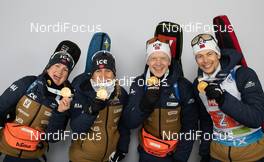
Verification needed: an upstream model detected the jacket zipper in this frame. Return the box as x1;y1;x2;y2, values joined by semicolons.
28;104;42;127
102;105;109;161
18;103;42;158
228;146;232;162
159;107;161;138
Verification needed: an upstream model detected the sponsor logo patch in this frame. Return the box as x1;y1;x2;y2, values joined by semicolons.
23;99;32;109
169;93;175;99
16;117;23;124
96;59;108;65
166;102;178;107
91;126;100;132
188;98;195;104
44;111;52;117
28;93;37;100
74;103;82;109
244;81;255;89
9;84;18;91
16;142;31;148
113;108;122;114
166;118;178;123
41;120;49;125
168;110;178;116
18;108;30;117
130;89;136;95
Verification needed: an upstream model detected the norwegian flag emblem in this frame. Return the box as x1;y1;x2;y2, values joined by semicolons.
61;45;69;52
208;99;218;107
153;43;161;50
61;59;68;64
99;64;105;69
198;39;205;49
199;44;205;48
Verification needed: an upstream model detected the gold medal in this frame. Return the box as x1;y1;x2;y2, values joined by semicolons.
147;76;159;86
47;79;52;86
197;81;208;93
61;87;72;98
96;87;108;100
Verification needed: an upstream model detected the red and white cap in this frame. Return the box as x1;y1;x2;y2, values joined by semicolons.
146;40;171;61
192;38;221;56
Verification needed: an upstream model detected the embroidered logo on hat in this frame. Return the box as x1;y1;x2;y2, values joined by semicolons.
191;34;221;56
45;40;81;73
91;51;116;75
48;52;75;70
96;59;108;65
60;44;70;52
153;42;161;50
198;39;206;48
146;40;171;61
96;59;108;69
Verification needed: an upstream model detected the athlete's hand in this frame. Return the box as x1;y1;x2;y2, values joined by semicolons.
108;150;126;162
140;85;160;113
58;97;72;112
84;98;107;115
205;82;224;105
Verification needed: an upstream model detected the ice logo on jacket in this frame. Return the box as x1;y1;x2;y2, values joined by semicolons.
28;93;37;100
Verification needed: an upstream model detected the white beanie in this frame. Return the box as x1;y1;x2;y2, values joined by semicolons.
146;40;171;61
192;36;221;56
